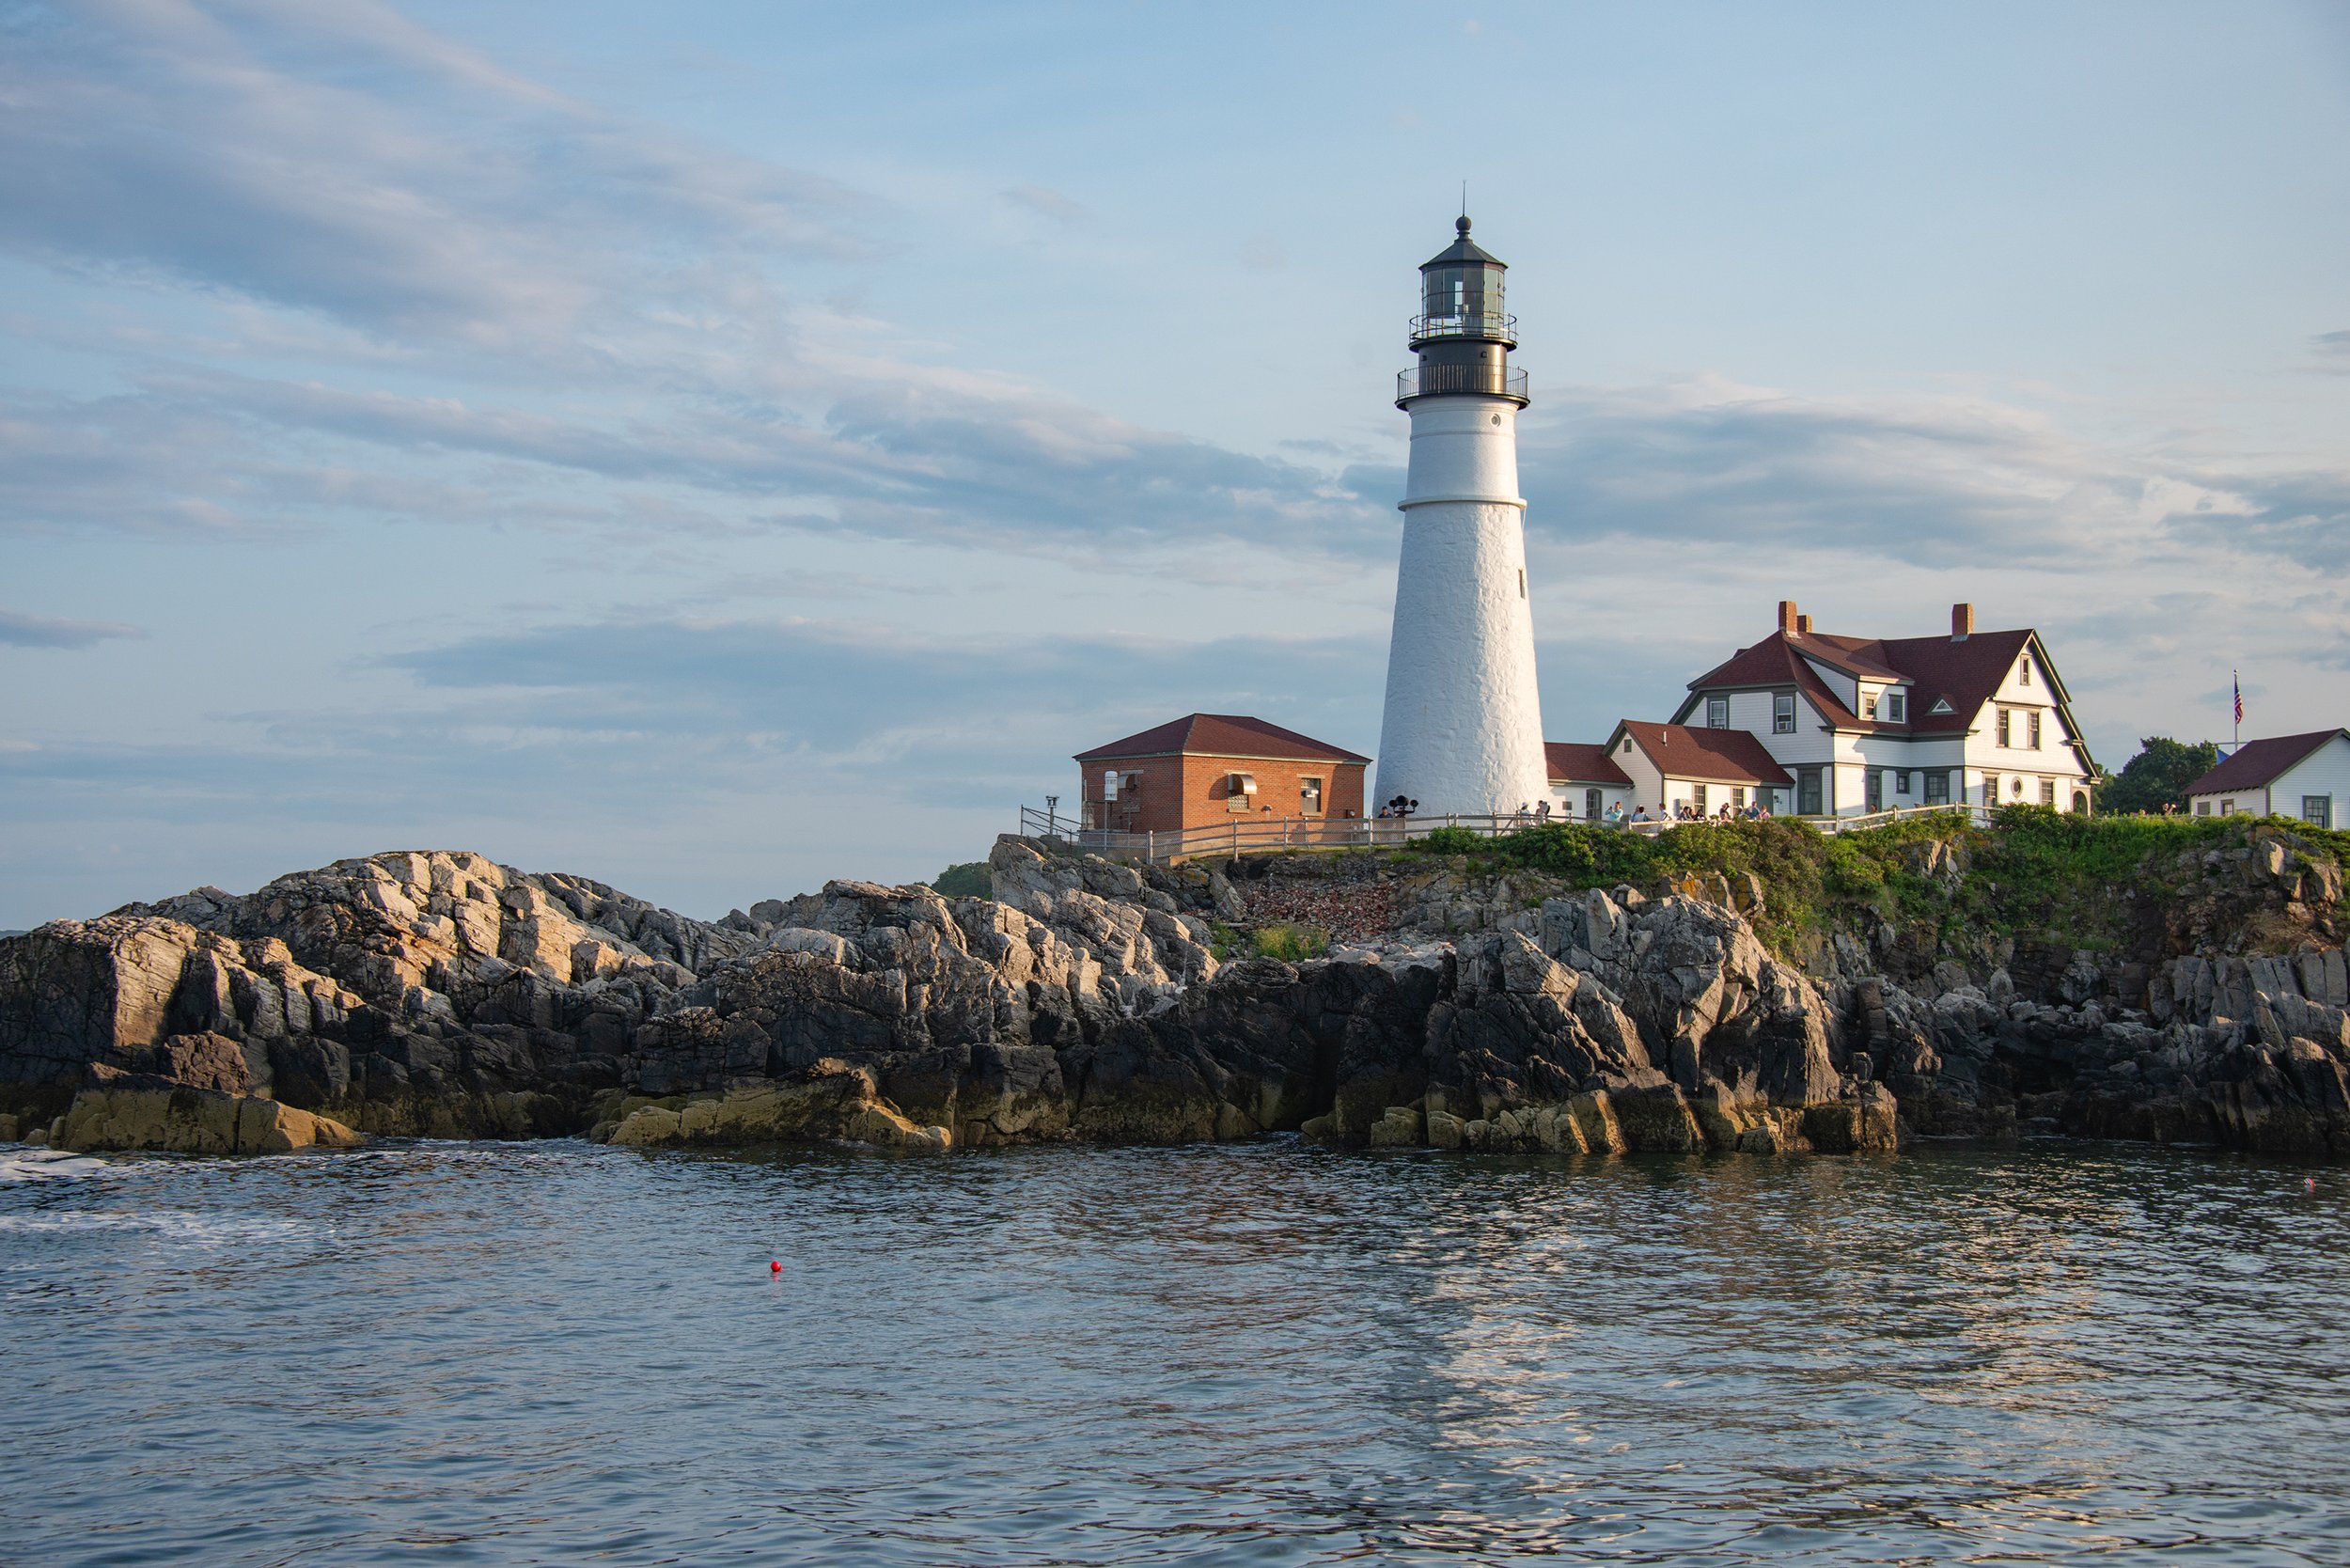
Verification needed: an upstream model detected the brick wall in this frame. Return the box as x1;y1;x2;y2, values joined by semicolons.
1078;755;1365;832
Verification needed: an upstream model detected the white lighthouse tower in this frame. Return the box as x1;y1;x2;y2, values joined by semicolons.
1372;215;1549;818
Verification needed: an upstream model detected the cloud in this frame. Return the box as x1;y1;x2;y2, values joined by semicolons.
2315;330;2350;373
0;607;147;648
0;0;860;352
1000;185;1089;225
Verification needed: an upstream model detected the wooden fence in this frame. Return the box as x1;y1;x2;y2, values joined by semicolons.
1015;802;1993;865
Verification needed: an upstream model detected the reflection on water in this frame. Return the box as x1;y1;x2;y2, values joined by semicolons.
4;1137;2346;1565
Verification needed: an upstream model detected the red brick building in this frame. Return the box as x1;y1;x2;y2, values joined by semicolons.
1075;713;1369;833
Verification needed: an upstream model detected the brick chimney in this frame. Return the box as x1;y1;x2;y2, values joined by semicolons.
1796;614;1812;635
1778;600;1798;636
1951;602;1973;642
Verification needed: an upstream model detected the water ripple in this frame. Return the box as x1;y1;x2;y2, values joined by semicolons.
1;1137;2344;1565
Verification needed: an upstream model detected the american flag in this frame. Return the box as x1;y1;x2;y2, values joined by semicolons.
2233;672;2244;727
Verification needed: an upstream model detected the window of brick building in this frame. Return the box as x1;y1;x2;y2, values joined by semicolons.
1300;776;1323;814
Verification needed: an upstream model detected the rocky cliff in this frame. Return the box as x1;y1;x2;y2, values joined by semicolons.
2;817;2342;1158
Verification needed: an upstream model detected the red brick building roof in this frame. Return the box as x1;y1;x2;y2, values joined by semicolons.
2185;729;2349;795
1613;721;1794;786
1543;741;1633;787
1074;713;1371;765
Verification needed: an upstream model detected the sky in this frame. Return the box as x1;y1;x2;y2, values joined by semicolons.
2;0;2347;928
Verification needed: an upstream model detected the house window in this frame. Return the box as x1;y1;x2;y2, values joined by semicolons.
1797;768;1823;816
1996;709;2013;747
1622;738;1635;755
1300;776;1323;814
1983;773;1999;805
2220;798;2235;815
1731;786;1747;809
2304;796;2332;828
1585;788;1602;820
1706;695;1729;729
1885;692;1905;723
2195;800;2210;816
1924;772;1949;806
2039;779;2056;806
1693;783;1709;813
2013;777;2027;798
1866;769;1883;811
2028;710;2043;748
1894;770;1912;793
2019;655;2032;686
1862;690;1878;721
1773;692;1795;734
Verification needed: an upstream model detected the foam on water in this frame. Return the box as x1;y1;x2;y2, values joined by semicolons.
0;1148;113;1183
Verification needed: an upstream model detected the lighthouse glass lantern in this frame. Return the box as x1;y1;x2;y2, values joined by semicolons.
1402;216;1525;403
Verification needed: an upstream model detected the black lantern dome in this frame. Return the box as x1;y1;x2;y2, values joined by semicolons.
1398;215;1527;407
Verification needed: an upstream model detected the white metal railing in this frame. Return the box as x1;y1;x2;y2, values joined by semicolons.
1810;804;1992;836
1015;803;1990;865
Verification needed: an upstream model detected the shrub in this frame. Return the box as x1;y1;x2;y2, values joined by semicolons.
1409;825;1486;857
928;861;992;899
1250;923;1331;962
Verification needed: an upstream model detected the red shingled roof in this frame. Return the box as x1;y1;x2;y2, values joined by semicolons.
1074;713;1370;764
1544;742;1633;787
2184;730;2348;795
1614;721;1793;786
1685;626;2041;736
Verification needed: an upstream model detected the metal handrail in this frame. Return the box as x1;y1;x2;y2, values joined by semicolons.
1396;364;1528;403
1409;312;1517;342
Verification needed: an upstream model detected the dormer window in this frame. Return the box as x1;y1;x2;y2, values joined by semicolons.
1929;697;1954;715
1885;691;1905;723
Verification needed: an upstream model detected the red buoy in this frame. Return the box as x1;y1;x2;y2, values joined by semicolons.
770;1260;783;1273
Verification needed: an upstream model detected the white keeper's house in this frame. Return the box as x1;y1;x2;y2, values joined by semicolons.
2184;729;2350;826
1618;599;2098;818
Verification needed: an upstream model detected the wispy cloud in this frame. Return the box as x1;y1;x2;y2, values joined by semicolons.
0;607;147;649
1000;185;1089;225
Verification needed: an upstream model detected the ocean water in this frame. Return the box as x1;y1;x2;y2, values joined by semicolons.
3;1137;2346;1566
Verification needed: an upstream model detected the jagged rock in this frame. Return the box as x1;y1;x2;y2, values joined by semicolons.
55;1069;363;1154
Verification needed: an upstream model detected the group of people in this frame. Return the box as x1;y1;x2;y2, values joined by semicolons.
1604;798;1773;827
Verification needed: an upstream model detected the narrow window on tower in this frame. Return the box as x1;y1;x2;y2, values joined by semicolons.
1518;568;1526;599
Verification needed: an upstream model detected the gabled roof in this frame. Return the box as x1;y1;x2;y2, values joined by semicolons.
1611;721;1793;787
2184;729;2349;795
1074;713;1370;765
1544;742;1633;787
1685;626;2046;737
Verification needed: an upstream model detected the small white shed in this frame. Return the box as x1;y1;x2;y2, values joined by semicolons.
2185;729;2350;827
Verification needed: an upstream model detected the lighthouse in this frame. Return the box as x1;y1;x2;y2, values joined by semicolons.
1371;215;1550;819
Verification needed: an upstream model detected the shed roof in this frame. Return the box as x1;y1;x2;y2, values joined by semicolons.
1544;742;1633;787
1613;721;1794;787
1074;713;1370;765
2184;729;2349;795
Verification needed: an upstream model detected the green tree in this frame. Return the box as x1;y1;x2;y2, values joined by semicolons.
928;861;993;898
2095;737;2220;815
